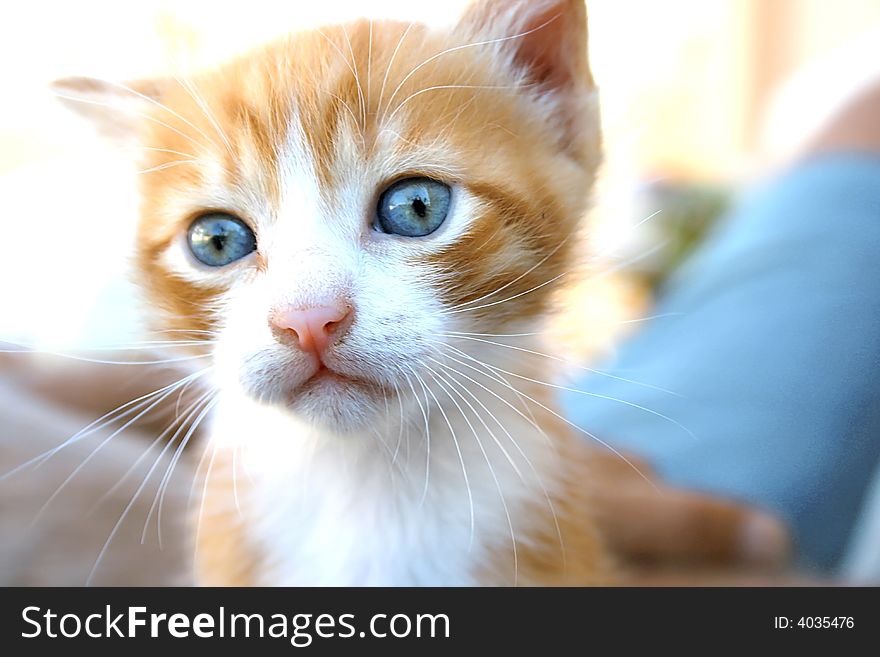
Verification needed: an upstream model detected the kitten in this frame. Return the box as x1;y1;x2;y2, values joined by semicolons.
56;0;610;585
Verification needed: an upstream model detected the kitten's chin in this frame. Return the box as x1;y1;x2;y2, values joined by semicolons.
291;377;386;433
251;367;388;434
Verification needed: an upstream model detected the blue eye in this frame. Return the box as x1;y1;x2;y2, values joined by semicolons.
187;213;257;267
375;177;451;237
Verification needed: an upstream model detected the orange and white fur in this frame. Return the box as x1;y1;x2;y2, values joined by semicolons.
57;0;611;585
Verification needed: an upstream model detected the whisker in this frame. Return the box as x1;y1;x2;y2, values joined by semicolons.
231;443;243;519
137;160;200;175
367;20;373;113
61;341;212;352
424;361;522;479
472;356;696;441
315;28;366;132
167;63;236;156
152;328;216;334
428;343;553;448
0;343;211;366
439;333;680;396
618;312;682;325
135;146;199;159
381;11;562;124
193;435;222;571
392;377;406;468
52;90;210;153
149;391;217;547
429;341;659;489
592;209;663;260
30;371;209;527
321;89;366;147
442;238;569;313
85;396;218;585
340;22;367;129
89;385;211;516
87;78;222;153
446;330;542;338
385;83;532;126
0;369;207;480
444;272;566;316
399;365;432;506
376;21;416;120
415;366;475;551
435;358;565;569
590;239;668;281
422;364;518;584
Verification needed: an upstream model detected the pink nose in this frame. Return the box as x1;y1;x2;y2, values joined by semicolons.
270;303;352;357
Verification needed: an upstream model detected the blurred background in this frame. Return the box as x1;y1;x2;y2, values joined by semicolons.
1;0;879;584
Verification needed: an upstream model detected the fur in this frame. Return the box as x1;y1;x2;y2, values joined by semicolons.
57;0;611;585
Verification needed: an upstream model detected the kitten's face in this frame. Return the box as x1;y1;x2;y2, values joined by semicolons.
62;0;598;432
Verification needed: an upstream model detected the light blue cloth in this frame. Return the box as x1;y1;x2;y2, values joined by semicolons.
562;155;880;572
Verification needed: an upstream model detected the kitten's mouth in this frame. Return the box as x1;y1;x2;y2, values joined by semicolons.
294;362;375;396
251;355;393;419
267;359;392;430
309;364;359;387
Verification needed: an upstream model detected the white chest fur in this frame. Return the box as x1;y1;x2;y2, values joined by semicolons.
206;380;557;586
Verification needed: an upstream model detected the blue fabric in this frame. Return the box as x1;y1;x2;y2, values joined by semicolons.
562;155;880;572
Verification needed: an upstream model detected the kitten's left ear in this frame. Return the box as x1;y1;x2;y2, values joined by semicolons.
51;76;168;143
458;0;597;158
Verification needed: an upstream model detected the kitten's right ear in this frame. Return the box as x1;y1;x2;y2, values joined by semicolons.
51;76;166;143
457;0;597;161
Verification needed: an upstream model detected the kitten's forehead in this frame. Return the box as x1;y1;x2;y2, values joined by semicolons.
143;19;535;253
145;19;530;195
